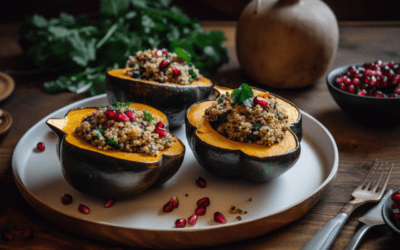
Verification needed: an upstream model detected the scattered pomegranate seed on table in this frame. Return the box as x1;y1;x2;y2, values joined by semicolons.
196;176;207;188
195;206;207;216
61;194;72;205
175;219;186;228
163;202;174;212
391;191;400;229
214;212;227;224
196;197;210;207
335;60;400;98
169;196;179;208
36;142;45;152
78;204;90;214
1;229;12;242
21;227;33;241
104;199;115;208
188;214;198;226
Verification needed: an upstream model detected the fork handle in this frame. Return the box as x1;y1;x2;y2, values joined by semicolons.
343;224;372;250
301;213;348;250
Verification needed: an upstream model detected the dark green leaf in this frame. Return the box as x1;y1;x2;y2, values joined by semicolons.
175;48;191;62
252;123;260;131
218;97;224;103
143;111;153;122
105;138;119;147
248;134;258;141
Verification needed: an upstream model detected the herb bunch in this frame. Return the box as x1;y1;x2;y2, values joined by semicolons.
18;0;229;96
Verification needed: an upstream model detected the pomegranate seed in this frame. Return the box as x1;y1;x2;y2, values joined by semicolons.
61;194;72;205
93;109;98;114
392;75;400;85
393;201;400;209
375;60;383;66
360;83;369;90
196;176;206;188
172;67;181;77
214;212;227;224
352;72;363;79
37;142;45;152
195;206;207;216
387;61;395;69
196;197;210;207
162;48;168;54
188;214;198;226
338;82;346;91
159;59;171;70
170;196;179;208
357;90;367;96
392;193;400;206
116;112;129;122
104;199;114;208
156;122;164;129
369;76;377;87
124;111;136;121
347;66;356;74
78;204;90;214
175;219;186;228
21;227;33;241
336;77;344;84
1;229;12;242
395;86;400;95
374;91;384;98
351;78;360;86
347;84;355;93
253;96;268;108
163;202;174;212
365;69;374;77
155;50;163;57
154;127;167;138
388;94;399;98
343;77;351;85
363;62;371;69
379;76;389;88
106;109;117;120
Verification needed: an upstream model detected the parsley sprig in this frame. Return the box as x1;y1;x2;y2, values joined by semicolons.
143;110;153;122
111;102;132;111
231;83;254;108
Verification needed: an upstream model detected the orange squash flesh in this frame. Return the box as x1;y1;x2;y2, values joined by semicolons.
108;68;212;87
47;103;184;163
187;87;299;158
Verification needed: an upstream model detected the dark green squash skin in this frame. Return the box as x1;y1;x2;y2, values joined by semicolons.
106;72;213;128
185;93;302;182
46;107;185;199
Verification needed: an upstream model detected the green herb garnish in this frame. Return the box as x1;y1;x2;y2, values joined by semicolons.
231;83;254;108
165;139;170;143
105;138;118;147
252;123;260;131
248;134;258;141
17;0;228;96
143;127;147;131
218;97;224;103
143;111;153;122
221;113;227;119
273;104;276;109
99;106;103;109
175;48;191;62
131;70;141;78
188;68;197;80
226;91;229;97
112;102;122;110
92;127;104;140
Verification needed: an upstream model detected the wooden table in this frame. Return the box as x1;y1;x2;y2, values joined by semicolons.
0;20;399;250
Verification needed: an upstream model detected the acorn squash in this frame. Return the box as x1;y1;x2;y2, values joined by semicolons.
185;86;301;182
106;68;213;128
46;103;185;198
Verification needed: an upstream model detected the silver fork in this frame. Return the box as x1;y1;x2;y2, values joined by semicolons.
302;160;393;250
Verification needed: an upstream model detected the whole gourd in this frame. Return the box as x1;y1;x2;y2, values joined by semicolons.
236;0;339;88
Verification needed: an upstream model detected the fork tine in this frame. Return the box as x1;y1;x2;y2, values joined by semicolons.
360;159;377;188
375;163;394;198
371;162;387;192
365;161;382;190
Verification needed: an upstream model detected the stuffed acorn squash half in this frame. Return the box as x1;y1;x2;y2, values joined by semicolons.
46;102;185;198
185;85;302;182
106;49;213;128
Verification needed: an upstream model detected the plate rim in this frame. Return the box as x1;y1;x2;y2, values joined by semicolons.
11;94;339;247
0;72;15;102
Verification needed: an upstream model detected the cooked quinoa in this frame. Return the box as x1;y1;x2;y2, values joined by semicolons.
205;93;289;146
75;103;176;156
125;49;202;85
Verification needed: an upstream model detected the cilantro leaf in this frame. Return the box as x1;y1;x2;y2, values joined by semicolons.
143;111;153;122
230;83;254;107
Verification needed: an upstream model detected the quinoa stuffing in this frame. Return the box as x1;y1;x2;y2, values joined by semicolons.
205;83;289;146
75;102;176;156
125;49;202;85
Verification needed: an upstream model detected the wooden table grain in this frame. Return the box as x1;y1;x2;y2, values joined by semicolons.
0;20;399;250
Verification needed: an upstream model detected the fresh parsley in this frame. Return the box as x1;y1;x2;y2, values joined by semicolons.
218;97;224;103
248;134;258;141
165;139;170;143
143;111;153;122
17;0;229;96
231;83;254;108
226;91;229;97
188;68;197;79
175;48;191;62
252;123;260;131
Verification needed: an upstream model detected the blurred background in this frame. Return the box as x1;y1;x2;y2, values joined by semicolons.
1;0;400;21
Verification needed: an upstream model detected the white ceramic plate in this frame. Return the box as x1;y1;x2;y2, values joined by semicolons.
12;94;338;249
